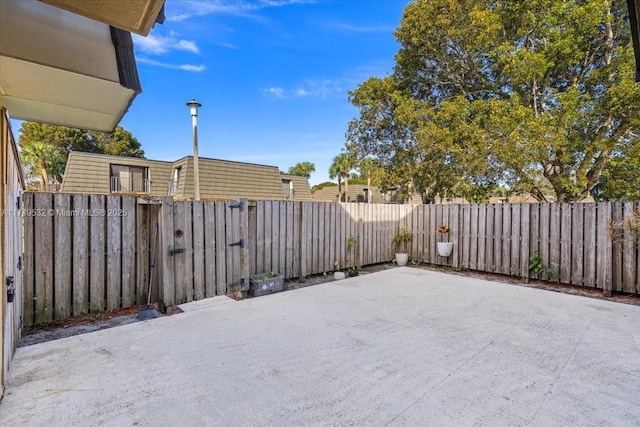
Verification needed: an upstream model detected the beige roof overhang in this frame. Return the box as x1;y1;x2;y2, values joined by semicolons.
40;0;165;36
0;1;143;132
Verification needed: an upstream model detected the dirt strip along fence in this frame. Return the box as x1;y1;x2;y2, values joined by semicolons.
22;193;639;327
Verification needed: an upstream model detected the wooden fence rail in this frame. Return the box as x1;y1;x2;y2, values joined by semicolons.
22;193;640;327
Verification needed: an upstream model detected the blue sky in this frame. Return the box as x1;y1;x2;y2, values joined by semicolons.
118;0;410;185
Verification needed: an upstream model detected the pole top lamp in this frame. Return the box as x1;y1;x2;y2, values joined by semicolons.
186;98;201;116
186;98;202;200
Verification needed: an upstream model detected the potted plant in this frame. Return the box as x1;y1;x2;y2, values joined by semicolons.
393;226;412;266
437;224;454;257
249;271;284;296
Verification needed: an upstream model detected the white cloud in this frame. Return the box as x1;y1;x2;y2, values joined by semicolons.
177;40;199;53
180;64;207;72
294;78;346;99
133;32;200;55
328;21;395;33
263;78;347;100
263;87;285;99
263;60;394;101
137;58;206;72
167;0;316;22
215;41;240;49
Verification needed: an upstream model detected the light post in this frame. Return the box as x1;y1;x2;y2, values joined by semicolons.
186;98;202;200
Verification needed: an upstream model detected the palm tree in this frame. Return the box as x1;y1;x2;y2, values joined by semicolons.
287;161;316;178
329;153;353;202
20;142;64;191
358;157;380;203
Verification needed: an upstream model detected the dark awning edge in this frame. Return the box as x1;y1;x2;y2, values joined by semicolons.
109;26;141;131
155;4;166;25
110;27;142;93
628;0;640;81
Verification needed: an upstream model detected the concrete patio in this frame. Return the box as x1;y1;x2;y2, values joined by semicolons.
1;268;639;426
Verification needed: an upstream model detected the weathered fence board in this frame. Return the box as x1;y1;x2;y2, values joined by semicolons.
121;197;136;308
204;202;217;298
192;201;205;301
22;195;35;328
53;194;72;320
72;194;89;315
622;203;637;294
214;201;227;296
106;196;121;311
520;204;531;279
34;192;53;324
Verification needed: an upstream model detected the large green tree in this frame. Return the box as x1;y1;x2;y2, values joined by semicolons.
18;122;145;183
90;126;145;158
347;0;640;203
19;141;65;191
287;161;316;178
592;136;640;200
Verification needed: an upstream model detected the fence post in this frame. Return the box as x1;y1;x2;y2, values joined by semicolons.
597;202;613;297
240;199;250;294
520;203;531;281
159;196;174;311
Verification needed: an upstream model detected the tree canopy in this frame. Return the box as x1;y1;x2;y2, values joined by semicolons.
19;142;64;191
592;136;640;200
18;122;145;190
287;161;316;178
311;181;337;193
347;0;640;203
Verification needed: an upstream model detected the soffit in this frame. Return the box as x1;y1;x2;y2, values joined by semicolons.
40;0;165;36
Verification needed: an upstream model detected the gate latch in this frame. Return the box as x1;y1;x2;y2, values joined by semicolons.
169;248;184;256
229;239;244;248
229;200;244;211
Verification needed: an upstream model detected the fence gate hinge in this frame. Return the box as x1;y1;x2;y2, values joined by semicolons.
228;278;245;289
229;200;244;211
229;239;244;248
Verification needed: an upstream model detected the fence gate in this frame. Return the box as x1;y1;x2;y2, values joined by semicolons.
159;197;249;308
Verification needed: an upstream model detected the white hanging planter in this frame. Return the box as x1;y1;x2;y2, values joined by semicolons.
395;253;409;266
437;242;454;257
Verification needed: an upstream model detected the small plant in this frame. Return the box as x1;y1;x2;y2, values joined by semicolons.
608;208;640;245
346;235;357;250
528;252;552;279
393;226;412;253
254;271;278;280
334;260;340;271
345;235;358;272
437;224;449;242
347;266;359;277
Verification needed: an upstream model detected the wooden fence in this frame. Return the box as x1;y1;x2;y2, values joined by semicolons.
22;193;640;327
2;109;25;395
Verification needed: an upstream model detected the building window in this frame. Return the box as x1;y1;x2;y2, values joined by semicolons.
168;167;181;195
282;179;294;199
110;164;149;193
